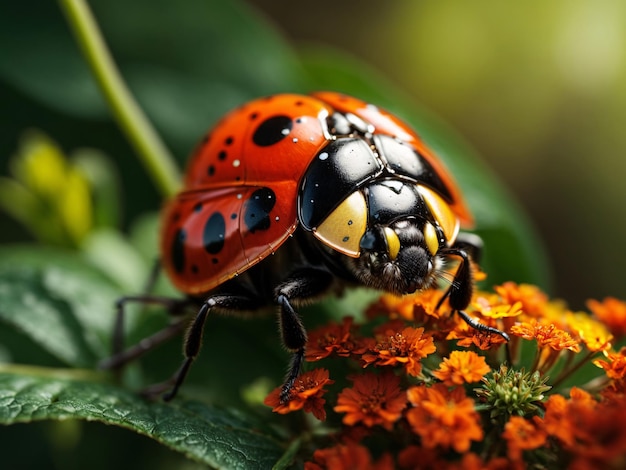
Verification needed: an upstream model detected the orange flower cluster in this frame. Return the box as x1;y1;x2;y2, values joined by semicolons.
334;372;407;430
263;282;626;469
264;368;334;420
361;325;436;376
406;384;483;453
305;443;393;470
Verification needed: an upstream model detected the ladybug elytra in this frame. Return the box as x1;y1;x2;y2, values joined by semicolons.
105;92;508;402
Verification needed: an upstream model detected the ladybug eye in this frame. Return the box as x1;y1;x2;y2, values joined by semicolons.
423;222;440;256
359;227;400;260
313;191;367;258
383;227;400;260
417;185;460;245
252;115;293;147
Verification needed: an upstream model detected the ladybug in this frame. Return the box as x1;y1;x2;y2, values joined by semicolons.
105;92;508;402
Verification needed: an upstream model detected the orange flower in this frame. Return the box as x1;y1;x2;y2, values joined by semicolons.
602;377;626;400
494;282;549;317
361;325;436;376
398;447;510;470
451;327;509;351
542;394;572;445
594;347;626;380
334;372;407;430
406;384;483;453
264;368;334;421
305;443;394;470
472;295;523;320
433;350;491;385
397;446;442;469
587;297;626;339
510;320;581;352
410;289;448;320
367;289;450;329
305;317;365;361
543;387;626;466
502;416;547;461
472;262;488;282
448;453;512;470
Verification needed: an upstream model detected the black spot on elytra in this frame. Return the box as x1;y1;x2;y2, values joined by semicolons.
203;212;226;254
191;264;198;274
171;229;186;273
218;150;227;161
230;213;237;220
193;202;202;212
243;188;276;233
252;115;292;147
249;112;259;121
225;136;234;145
208;165;215;176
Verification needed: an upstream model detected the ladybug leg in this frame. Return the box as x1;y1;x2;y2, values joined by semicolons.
439;246;510;341
452;232;483;263
155;293;263;402
274;268;334;403
99;295;190;370
104;259;181;363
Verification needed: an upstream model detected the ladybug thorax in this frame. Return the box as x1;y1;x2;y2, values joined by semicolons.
297;111;460;295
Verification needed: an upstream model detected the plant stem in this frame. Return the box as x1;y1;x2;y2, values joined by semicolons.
58;0;181;198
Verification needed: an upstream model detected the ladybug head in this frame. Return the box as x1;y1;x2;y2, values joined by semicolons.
344;218;445;295
305;180;461;295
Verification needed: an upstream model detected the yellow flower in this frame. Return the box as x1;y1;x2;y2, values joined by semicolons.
565;311;613;352
0;132;93;246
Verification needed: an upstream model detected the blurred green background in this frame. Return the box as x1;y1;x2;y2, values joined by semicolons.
251;0;626;309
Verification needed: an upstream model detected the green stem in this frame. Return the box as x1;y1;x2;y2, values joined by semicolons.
58;0;181;198
551;350;596;390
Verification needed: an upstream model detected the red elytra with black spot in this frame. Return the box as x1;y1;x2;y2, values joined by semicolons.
161;92;472;295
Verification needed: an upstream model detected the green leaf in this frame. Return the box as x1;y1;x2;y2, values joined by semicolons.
0;3;108;118
0;267;96;367
300;46;551;288
0;369;285;469
0;247;121;366
81;228;151;293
